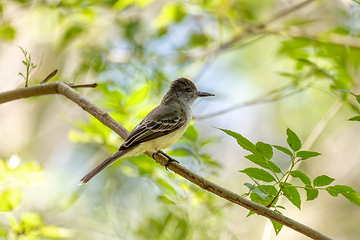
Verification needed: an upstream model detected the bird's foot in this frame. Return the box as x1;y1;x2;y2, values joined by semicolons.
164;157;179;170
154;150;179;170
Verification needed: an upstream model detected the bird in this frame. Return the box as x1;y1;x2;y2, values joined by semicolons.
78;77;214;185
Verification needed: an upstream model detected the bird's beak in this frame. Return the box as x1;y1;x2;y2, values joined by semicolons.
196;91;215;97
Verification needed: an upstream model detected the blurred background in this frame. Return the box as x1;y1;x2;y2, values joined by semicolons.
1;0;360;239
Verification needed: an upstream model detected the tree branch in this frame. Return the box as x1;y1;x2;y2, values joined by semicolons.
0;81;332;240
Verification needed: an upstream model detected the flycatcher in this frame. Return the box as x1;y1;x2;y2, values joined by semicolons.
78;77;214;185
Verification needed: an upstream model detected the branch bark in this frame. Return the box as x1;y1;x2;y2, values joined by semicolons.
0;81;333;240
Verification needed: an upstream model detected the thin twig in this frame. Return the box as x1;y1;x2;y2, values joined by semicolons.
69;83;98;89
0;81;332;240
210;0;315;54
40;69;58;84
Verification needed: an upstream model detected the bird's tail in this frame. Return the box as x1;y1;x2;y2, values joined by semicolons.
78;150;126;185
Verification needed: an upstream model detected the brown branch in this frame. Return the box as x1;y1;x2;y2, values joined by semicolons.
0;81;332;240
0;81;129;139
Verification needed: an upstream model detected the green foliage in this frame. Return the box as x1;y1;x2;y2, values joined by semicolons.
18;47;37;87
0;24;16;41
0;158;69;239
5;0;360;238
220;127;360;235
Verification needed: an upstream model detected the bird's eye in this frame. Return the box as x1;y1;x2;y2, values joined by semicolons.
185;88;191;92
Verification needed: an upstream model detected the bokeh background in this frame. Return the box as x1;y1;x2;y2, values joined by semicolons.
1;0;360;239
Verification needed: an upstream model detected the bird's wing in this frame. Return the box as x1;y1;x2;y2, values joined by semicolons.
121;106;187;149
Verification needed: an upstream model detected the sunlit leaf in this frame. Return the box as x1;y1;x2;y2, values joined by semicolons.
0;189;23;212
313;175;335;187
296;150;321;159
272;145;293;157
40;225;72;238
125;84;150;106
219;128;261;157
290;170;311;186
271;211;283;235
245;154;281;173
240;168;276;182
153;3;186;29
348;116;360;122
326;185;360;206
0;24;16;40
286;128;301;152
21;212;42;227
305;186;319;201
282;183;301;209
256;141;273;160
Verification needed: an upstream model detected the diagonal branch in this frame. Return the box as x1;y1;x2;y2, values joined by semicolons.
0;81;332;240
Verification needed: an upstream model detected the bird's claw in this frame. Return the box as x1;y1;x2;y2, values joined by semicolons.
165;157;179;170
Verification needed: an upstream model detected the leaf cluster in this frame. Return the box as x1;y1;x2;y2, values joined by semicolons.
18;46;37;87
220;127;360;235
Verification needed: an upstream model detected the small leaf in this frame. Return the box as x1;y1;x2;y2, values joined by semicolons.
282;183;301;209
290;170;311;186
244;183;268;200
247;211;256;217
245;154;281;173
273;145;293;157
22;60;28;66
125;84;150;106
0;189;23;212
296;150;321;159
286;128;301;152
326;185;360;206
305;186;319;201
256;142;273;160
267;161;282;174
271;212;283;235
348;116;360;122
313;175;335;187
240;168;276;182
219;128;261;156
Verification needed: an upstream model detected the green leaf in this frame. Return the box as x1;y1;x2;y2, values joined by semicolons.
326;185;360;206
247;211;256;217
0;24;16;41
218;128;260;157
290;170;311;186
286;128;301;152
296;150;321;159
267;161;282;174
256;142;273;160
348;116;360;122
282;183;301;209
272;145;293;157
153;3;186;29
271;212;283;235
0;189;23;212
125;84;150;106
245;154;282;173
305;186;319;201
313;175;335;187
244;183;268;200
240;168;276;182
